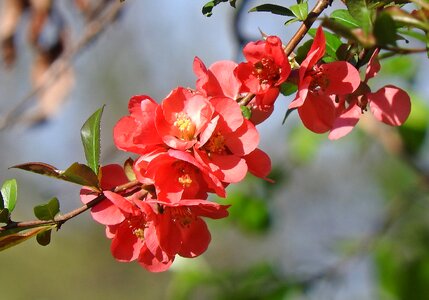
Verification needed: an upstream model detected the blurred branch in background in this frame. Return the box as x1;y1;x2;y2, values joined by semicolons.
0;0;124;131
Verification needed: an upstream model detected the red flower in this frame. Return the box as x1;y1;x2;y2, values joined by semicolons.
236;36;290;95
194;97;267;183
113;95;164;155
135;149;226;202
329;49;411;139
193;57;242;100
235;36;291;123
150;199;229;258
289;26;361;133
155;87;214;151
105;193;175;272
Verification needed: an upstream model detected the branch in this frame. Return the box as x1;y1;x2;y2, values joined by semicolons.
0;180;142;232
0;1;125;131
283;0;332;57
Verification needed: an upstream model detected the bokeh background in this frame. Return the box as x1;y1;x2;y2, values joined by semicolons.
1;1;429;299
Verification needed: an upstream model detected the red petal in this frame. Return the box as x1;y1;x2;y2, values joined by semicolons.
329;104;361;140
209;154;248;183
178;217;211;258
365;49;380;82
111;222;144;262
210;97;244;131
244;148;272;180
369;85;411;126
138;245;174;272
225;119;259;155
157;214;182;256
100;164;129;190
320;61;361;95
103;191;135;214
298;93;336;133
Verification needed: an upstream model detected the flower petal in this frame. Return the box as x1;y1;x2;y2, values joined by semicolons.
244;148;272;180
320;61;361;95
329;104;361;140
178;217;211;258
298;94;336;133
369;85;411;126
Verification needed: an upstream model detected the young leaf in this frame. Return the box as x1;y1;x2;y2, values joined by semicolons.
0;226;54;251
34;197;60;221
1;179;17;213
12;162;99;188
290;2;308;20
12;162;61;178
36;229;52;246
330;9;360;28
249;4;294;16
124;158;136;181
61;162;99;187
81;106;104;175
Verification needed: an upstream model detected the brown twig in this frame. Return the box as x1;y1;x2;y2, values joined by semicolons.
0;1;124;131
283;0;332;57
0;180;142;232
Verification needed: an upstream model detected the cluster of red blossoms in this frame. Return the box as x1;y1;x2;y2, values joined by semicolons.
80;26;411;272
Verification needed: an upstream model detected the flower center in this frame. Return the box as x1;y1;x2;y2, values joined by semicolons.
252;57;280;85
169;207;194;227
127;217;146;240
204;132;226;154
178;174;193;187
173;112;196;140
308;69;330;94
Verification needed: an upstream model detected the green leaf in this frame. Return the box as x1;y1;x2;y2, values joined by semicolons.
249;4;294;16
308;29;342;60
81;106;104;175
322;17;375;47
295;39;313;64
36;229;52;246
290;2;308;21
0;209;9;223
202;0;229;17
374;12;397;46
0;226;54;251
1;179;17;213
284;17;299;27
330;9;360;28
345;0;373;34
61;162;99;187
240;105;252;120
280;82;298;97
34;198;60;221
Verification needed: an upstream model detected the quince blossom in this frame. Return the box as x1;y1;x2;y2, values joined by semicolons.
289;26;361;133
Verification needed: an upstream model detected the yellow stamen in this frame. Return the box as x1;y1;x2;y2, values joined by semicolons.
173;112;196;140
